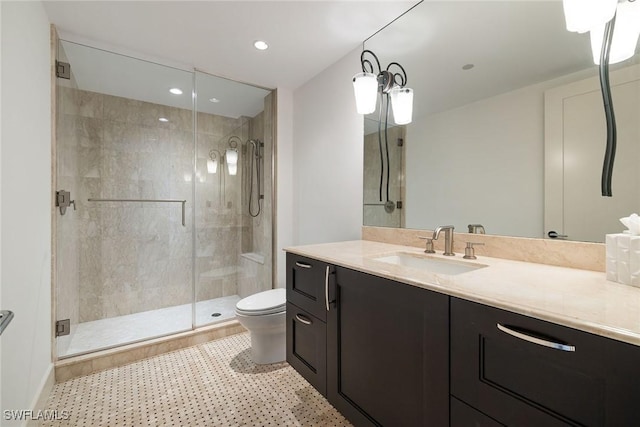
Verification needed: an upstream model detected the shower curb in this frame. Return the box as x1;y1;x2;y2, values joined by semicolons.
54;320;246;383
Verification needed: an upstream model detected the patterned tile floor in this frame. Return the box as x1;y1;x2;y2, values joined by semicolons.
43;333;352;426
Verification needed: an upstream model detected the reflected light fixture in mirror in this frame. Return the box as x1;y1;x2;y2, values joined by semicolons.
590;0;640;65
207;149;221;174
562;0;617;33
225;135;241;176
226;149;238;175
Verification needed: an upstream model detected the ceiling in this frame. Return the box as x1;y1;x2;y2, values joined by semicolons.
44;1;419;91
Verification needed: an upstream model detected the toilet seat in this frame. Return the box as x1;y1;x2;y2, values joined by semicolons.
236;288;286;316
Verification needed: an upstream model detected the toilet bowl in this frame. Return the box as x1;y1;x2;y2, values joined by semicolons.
235;288;286;364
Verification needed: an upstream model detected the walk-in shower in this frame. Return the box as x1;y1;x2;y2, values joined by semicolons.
54;39;275;358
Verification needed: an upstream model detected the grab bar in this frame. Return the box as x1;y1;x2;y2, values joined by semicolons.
0;310;14;336
88;198;187;226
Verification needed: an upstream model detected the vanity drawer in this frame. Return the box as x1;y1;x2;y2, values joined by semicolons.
286;302;326;396
286;253;330;321
450;297;640;427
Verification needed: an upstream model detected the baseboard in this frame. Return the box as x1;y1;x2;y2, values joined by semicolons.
24;363;55;427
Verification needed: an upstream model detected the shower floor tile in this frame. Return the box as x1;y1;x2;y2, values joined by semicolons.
58;295;241;358
43;333;351;426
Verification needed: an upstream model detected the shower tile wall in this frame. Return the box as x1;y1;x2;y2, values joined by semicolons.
363;125;405;228
237;92;274;298
194;112;247;304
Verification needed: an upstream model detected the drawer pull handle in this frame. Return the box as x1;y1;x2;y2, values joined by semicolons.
295;314;312;325
497;323;576;352
325;265;330;311
295;261;312;269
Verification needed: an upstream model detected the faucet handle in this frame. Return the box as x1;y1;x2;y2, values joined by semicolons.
463;242;484;260
417;236;436;254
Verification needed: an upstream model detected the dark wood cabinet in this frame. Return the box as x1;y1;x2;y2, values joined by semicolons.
450;397;504;427
286;303;327;396
285;253;330;396
450;297;640;427
327;266;449;427
285;251;640;427
286;253;329;321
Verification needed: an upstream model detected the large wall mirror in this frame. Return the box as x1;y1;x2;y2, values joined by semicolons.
362;1;640;243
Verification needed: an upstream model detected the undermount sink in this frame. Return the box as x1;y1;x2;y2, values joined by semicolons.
373;252;487;276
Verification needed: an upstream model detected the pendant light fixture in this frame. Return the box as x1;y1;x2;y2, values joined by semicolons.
562;0;640;196
353;49;412;207
352;49;413;125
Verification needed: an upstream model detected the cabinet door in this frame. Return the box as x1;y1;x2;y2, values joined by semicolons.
327;266;449;426
286;303;327;396
286;253;329;321
451;297;640;427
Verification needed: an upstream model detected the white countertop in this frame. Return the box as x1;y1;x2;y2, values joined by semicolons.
285;240;640;347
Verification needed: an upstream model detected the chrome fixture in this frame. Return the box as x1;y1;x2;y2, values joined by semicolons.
353;49;413;206
418;236;436;254
247;139;264;217
468;224;486;234
433;225;455;256
463;242;484;260
56;190;76;215
562;0;640;196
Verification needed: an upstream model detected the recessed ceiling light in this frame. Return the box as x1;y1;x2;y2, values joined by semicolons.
254;40;269;51
209;98;220;103
159;117;169;122
169;88;183;95
462;64;475;71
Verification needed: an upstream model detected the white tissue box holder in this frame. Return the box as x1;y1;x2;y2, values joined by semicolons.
606;233;640;287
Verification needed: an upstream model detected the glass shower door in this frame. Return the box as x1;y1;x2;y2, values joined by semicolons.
54;40;195;358
193;71;274;327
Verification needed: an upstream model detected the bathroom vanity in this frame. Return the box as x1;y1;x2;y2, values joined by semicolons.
285;241;640;427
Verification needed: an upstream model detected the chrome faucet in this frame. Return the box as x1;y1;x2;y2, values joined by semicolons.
433;225;455;256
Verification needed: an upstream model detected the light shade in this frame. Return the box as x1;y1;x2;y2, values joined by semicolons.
390;87;413;125
590;0;640;65
352;72;378;114
563;0;617;33
207;158;218;174
226;148;238;176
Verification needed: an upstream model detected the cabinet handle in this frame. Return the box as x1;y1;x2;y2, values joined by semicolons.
325;265;330;311
497;323;576;352
295;261;312;269
295;314;312;325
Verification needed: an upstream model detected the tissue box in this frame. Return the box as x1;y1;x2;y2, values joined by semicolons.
606;233;640;287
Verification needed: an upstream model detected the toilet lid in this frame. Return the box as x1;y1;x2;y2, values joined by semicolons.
236;288;286;315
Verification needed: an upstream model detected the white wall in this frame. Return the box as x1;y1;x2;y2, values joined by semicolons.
1;2;53;425
404;67;598;238
292;48;363;245
275;88;294;287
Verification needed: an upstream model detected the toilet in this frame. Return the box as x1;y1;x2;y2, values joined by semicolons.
235;288;286;364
